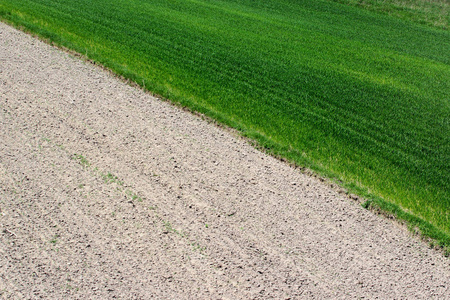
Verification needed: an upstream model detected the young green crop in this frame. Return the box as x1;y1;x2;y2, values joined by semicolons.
1;0;448;243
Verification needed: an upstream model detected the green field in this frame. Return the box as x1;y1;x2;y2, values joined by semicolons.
1;0;449;246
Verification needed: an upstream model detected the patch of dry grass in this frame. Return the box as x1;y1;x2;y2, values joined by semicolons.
331;0;449;29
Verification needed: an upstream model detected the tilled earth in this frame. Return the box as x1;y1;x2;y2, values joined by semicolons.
0;22;449;299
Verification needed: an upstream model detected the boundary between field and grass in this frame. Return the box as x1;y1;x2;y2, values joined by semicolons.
1;2;449;256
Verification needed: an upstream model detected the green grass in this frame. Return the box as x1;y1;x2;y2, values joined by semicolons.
1;0;449;246
331;0;449;30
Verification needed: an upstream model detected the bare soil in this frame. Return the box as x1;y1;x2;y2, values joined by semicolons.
1;22;449;299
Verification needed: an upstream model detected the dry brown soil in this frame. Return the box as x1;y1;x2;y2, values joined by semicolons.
1;22;449;299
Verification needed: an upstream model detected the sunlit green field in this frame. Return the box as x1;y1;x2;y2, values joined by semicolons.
1;0;449;245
